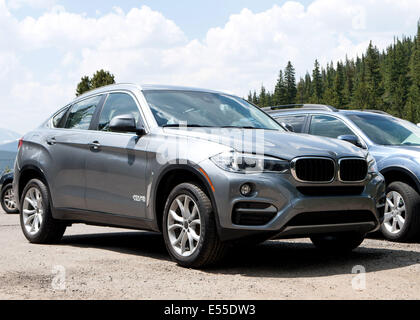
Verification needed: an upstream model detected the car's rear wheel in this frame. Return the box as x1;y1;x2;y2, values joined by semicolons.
310;232;365;253
162;183;228;268
380;181;420;242
1;183;19;214
20;179;66;244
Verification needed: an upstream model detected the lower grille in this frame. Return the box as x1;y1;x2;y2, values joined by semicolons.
286;210;376;227
297;186;365;196
339;158;368;182
232;202;277;226
292;158;335;182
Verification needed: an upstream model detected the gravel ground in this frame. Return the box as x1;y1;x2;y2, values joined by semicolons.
0;209;419;300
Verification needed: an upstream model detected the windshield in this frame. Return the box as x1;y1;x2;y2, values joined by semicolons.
143;90;284;130
347;113;420;146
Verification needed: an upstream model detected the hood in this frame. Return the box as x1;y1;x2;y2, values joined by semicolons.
371;144;420;163
162;128;367;161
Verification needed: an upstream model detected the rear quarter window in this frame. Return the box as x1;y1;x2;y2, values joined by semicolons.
51;107;69;128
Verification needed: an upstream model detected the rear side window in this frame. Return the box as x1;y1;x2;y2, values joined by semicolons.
309;115;354;138
98;93;141;132
65;95;102;130
275;115;307;133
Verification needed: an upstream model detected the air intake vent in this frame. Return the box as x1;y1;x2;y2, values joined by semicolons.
339;158;368;182
286;210;375;227
297;186;365;196
292;158;335;182
232;202;277;226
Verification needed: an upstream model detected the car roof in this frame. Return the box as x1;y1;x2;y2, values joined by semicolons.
74;83;230;103
269;108;394;118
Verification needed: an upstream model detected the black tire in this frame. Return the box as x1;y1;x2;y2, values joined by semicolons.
310;232;365;253
380;181;420;242
162;183;228;268
1;183;19;214
20;179;66;244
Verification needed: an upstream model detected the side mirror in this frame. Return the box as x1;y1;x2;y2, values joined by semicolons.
109;114;145;136
338;135;364;148
281;122;295;132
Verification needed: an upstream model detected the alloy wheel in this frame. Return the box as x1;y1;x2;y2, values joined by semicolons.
383;191;406;234
22;187;44;235
167;194;202;257
3;187;17;211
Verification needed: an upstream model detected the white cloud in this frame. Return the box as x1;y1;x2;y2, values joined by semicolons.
0;0;420;134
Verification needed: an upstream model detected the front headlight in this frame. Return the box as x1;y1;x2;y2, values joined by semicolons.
210;151;289;174
367;153;378;173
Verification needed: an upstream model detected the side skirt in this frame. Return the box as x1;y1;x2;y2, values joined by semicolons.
52;207;159;232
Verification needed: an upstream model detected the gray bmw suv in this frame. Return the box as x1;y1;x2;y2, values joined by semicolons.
14;84;385;267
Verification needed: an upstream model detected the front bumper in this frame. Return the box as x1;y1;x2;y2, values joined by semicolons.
199;159;386;241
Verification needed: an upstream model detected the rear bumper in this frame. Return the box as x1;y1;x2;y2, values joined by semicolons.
199;159;386;241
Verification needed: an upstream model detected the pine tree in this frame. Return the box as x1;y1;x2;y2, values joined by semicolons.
273;70;287;105
259;85;268;107
76;76;91;96
364;42;383;109
311;60;323;103
90;69;116;90
406;23;420;123
75;70;116;96
296;78;305;104
247;91;253;102
284;61;297;104
332;61;345;107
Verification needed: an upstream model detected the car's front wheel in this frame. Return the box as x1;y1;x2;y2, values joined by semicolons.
20;179;66;244
310;232;365;253
162;183;227;268
1;183;19;214
380;181;420;242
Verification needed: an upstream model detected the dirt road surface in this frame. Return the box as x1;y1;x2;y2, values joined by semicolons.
1;209;419;300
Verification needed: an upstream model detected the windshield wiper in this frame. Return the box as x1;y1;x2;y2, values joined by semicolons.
162;124;214;128
220;126;278;130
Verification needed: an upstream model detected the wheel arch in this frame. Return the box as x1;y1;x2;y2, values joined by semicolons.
381;166;420;193
153;165;221;235
17;165;49;204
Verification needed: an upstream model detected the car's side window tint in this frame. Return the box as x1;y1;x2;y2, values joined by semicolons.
275;115;306;133
309;115;354;138
52;108;68;128
98;93;141;132
65;95;102;130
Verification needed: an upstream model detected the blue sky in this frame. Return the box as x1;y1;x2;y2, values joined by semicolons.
1;0;419;134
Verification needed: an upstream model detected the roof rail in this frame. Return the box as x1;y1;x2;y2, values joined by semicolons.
263;104;338;113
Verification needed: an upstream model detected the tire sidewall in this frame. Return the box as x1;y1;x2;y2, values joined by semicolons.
380;182;416;241
162;183;211;266
1;183;18;214
19;179;51;242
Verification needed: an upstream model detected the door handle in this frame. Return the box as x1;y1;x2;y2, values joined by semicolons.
89;141;101;151
46;137;56;145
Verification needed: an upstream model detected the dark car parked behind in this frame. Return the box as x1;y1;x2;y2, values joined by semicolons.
1;171;18;214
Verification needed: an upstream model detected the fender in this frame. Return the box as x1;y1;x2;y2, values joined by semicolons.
151;163;223;237
381;166;420;192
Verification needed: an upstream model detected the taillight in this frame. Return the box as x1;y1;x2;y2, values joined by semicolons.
18;138;23;149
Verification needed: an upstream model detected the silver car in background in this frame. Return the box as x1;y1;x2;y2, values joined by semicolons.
14;84;385;268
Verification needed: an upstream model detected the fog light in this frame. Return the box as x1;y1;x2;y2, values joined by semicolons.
240;183;252;196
